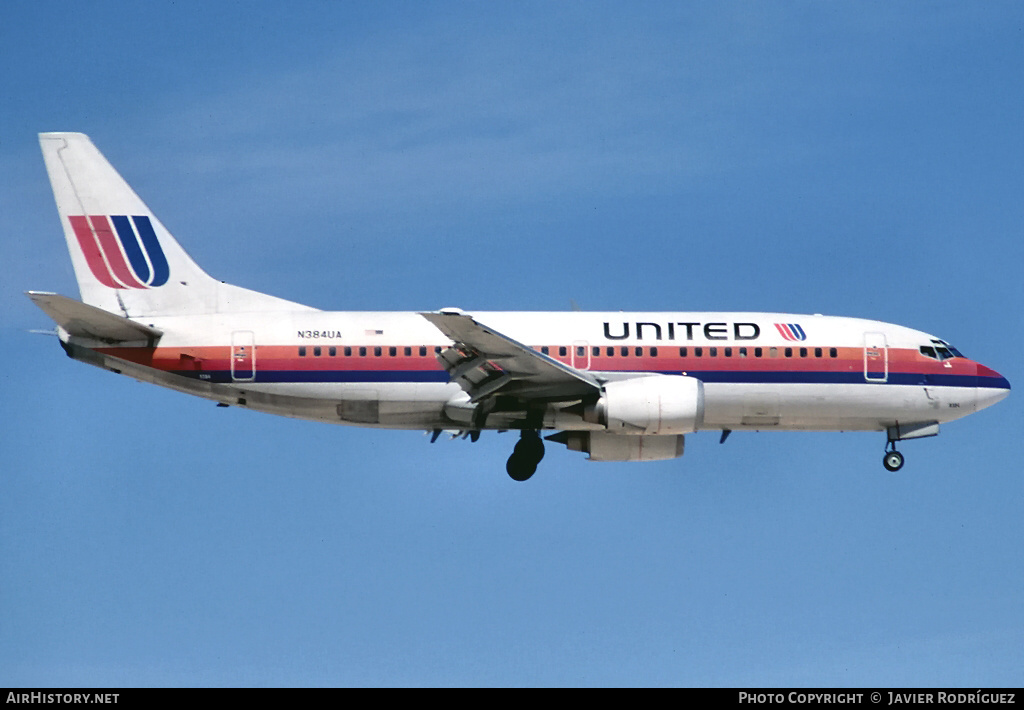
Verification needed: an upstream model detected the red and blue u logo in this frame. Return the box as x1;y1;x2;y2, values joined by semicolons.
68;215;169;289
775;323;807;341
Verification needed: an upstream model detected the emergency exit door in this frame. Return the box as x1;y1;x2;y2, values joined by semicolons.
571;340;591;370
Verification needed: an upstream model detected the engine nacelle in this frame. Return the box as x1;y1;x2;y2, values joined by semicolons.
584;375;705;435
558;431;685;462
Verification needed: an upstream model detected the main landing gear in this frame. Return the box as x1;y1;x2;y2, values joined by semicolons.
506;430;545;482
883;440;905;472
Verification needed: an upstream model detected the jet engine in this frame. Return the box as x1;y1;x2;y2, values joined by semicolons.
583;374;705;435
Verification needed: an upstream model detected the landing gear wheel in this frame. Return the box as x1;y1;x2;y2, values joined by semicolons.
506;430;545;481
506;454;537;482
883;450;904;472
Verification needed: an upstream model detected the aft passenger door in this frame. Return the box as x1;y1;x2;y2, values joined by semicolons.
863;332;888;383
231;330;255;382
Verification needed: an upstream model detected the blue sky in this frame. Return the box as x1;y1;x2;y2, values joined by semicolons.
2;1;1022;687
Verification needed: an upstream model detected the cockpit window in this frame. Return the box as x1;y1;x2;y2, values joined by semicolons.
921;339;964;361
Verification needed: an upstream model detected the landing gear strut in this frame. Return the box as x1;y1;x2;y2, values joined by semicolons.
506;430;545;481
883;440;904;472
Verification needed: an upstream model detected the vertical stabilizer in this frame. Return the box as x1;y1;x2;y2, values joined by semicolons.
39;132;313;316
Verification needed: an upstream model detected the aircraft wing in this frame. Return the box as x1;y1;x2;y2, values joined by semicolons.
420;311;601;402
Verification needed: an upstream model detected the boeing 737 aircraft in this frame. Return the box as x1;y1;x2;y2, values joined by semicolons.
29;133;1010;480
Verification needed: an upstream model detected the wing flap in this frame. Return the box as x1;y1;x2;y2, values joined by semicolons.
27;291;163;343
420;311;600;402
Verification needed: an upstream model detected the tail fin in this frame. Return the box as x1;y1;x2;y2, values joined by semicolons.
39;132;313;316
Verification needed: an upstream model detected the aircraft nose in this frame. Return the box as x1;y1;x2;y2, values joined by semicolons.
976;363;1011;411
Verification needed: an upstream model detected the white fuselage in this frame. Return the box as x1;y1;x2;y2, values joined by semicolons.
69;310;1008;435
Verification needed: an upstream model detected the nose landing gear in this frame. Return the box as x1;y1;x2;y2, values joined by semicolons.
506;430;545;481
881;422;939;472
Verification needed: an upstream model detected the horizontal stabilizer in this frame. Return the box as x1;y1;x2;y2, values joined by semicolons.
26;291;163;343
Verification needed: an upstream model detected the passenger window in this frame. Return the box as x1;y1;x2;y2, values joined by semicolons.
374;347;382;356
799;347;807;358
814;347;822;358
559;346;567;356
577;346;585;356
592;346;600;356
419;346;427;356
344;346;352;356
606;347;614;356
404;347;412;356
679;347;687;357
829;348;837;358
769;347;778;358
329;347;336;357
635;347;643;356
299;346;307;357
738;347;747;358
389;346;397;356
542;346;549;355
359;347;367;356
785;347;792;358
314;346;322;357
755;347;762;357
651;347;658;357
724;347;732;357
621;347;629;356
694;347;703;357
709;347;717;357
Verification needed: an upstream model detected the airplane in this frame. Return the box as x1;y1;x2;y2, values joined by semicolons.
28;132;1010;481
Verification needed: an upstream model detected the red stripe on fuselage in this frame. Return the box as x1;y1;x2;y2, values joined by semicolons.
91;345;978;381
